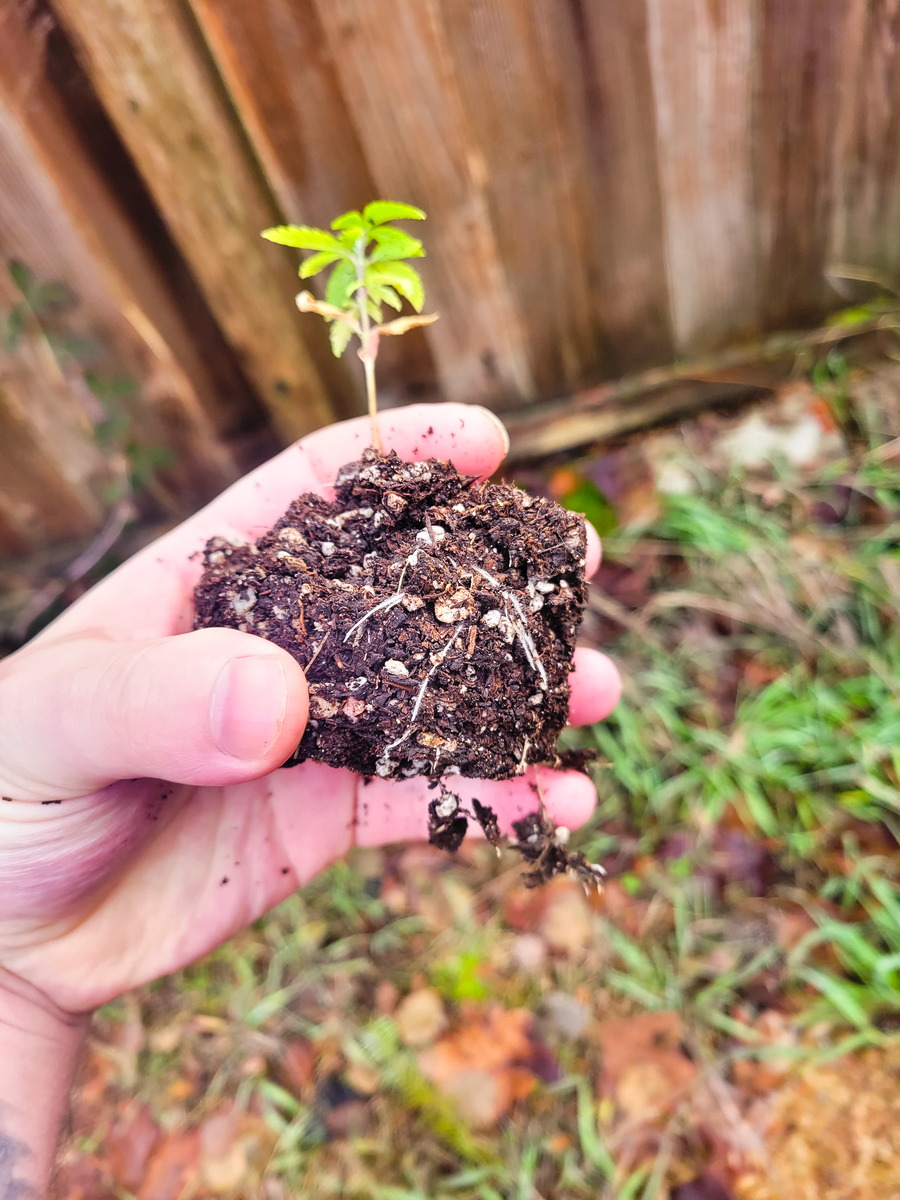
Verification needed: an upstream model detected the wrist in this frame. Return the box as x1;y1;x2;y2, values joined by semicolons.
0;967;89;1197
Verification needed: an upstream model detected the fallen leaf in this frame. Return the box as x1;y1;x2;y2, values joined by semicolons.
418;1007;539;1129
597;1012;696;1120
538;878;594;956
137;1130;201;1200
107;1104;160;1193
395;987;448;1047
279;1038;316;1093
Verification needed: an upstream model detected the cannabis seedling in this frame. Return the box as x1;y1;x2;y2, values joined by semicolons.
262;201;438;452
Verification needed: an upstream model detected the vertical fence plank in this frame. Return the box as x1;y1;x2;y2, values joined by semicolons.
312;0;538;409
51;0;348;441
0;265;103;553
564;0;675;374
0;2;245;514
829;0;900;286
757;0;850;329
186;0;436;402
646;0;759;354
438;0;604;395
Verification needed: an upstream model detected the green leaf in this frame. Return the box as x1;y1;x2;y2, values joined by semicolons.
7;259;33;296
369;227;424;261
325;259;356;308
298;250;343;279
368;262;425;311
329;320;353;358
331;209;366;233
363;200;426;226
261;225;342;252
366;280;403;311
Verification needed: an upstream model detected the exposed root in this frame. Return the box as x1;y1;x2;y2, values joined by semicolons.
427;788;607;890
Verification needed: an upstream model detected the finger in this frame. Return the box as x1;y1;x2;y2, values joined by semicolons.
0;629;308;800
353;765;598;848
585;522;602;576
45;403;510;638
567;648;622;726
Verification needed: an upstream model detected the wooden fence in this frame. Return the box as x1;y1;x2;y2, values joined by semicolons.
1;0;899;555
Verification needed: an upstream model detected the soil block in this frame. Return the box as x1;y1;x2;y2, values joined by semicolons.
193;449;586;782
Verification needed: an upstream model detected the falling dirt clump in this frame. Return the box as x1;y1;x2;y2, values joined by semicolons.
194;449;587;782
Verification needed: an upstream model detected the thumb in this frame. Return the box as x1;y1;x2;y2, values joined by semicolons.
0;628;309;800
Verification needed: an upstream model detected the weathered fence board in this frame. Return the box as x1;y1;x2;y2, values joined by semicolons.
50;0;349;440
185;0;437;400
312;0;538;408
646;0;759;352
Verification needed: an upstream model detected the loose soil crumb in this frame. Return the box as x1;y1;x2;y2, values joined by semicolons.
194;449;586;782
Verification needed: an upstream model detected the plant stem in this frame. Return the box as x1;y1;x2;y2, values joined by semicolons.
355;238;382;452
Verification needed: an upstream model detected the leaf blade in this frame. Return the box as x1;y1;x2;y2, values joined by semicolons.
261;225;342;252
363;200;426;226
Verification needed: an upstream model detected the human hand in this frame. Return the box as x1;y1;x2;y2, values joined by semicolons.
0;404;620;1015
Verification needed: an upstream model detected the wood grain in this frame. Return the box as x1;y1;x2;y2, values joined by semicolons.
312;0;537;410
51;0;346;440
829;0;900;287
0;2;243;516
757;0;851;329
569;0;675;375
646;0;760;353
187;0;436;403
438;0;603;395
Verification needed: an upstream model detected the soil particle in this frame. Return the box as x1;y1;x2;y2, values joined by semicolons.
194;449;586;781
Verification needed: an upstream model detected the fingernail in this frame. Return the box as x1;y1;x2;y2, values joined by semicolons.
210;655;287;761
474;406;511;456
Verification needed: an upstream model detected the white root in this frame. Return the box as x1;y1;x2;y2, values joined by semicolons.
342;591;405;643
378;625;463;767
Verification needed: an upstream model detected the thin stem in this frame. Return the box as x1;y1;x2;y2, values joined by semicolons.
355;237;382;452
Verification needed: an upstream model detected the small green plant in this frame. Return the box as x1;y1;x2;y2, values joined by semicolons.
262;201;438;451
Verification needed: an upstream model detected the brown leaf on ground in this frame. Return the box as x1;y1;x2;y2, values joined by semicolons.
597;1012;697;1121
198;1105;275;1195
279;1038;317;1094
418;1007;539;1128
107;1103;161;1193
395;987;448;1047
137;1129;201;1200
539;878;595;955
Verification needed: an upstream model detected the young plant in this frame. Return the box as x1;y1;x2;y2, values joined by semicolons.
262;201;438;451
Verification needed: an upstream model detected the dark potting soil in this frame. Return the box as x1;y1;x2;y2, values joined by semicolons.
193;449;587;783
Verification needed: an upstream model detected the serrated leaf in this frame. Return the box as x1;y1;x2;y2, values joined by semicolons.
7;260;33;295
329;320;354;358
325;259;356;308
261;225;342;252
299;250;343;278
331;210;365;232
366;280;403;311
369;227;424;261
363;200;426;225
368;262;425;311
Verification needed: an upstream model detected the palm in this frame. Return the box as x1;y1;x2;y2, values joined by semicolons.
0;406;620;1013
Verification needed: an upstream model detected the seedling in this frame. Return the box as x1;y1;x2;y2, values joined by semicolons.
262;201;438;451
198;201;595;884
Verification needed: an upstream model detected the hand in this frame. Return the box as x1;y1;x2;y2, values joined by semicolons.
0;404;620;1015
